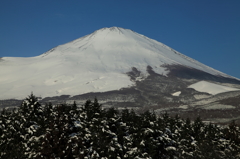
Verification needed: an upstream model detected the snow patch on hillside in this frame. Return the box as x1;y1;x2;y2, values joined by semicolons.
188;81;240;95
172;91;181;96
202;104;235;110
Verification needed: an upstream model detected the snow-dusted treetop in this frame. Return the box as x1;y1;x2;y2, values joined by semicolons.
0;27;238;99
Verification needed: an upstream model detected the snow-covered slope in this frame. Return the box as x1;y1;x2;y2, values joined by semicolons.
188;81;240;95
0;27;238;99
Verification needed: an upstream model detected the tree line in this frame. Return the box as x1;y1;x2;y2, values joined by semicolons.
0;93;240;158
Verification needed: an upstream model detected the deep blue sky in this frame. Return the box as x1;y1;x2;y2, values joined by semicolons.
1;0;240;78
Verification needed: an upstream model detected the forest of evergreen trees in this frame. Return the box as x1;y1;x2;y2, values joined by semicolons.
0;94;240;159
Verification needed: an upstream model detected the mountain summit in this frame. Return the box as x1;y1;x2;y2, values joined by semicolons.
0;27;239;101
40;27;232;77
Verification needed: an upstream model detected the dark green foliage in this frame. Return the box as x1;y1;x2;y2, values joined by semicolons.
0;94;240;158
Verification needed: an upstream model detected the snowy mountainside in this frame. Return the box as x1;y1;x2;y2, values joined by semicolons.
0;27;239;101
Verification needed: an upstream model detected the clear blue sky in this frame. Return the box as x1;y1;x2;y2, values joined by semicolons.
1;0;240;78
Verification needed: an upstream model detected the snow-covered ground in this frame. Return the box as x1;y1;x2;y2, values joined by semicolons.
0;27;238;100
188;81;239;95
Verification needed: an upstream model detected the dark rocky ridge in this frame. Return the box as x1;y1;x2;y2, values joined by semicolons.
166;64;240;85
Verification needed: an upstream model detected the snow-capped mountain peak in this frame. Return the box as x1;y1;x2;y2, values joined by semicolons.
0;27;239;100
40;27;231;77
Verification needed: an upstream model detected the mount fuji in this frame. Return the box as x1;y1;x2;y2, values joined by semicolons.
1;27;240;124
